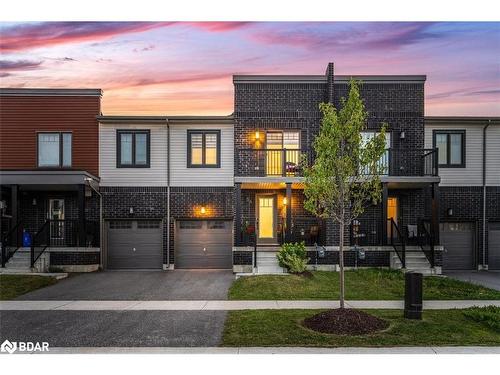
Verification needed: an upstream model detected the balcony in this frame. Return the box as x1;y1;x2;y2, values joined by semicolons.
236;148;438;178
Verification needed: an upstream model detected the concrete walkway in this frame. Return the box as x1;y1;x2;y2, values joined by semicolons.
17;346;500;354
2;300;499;311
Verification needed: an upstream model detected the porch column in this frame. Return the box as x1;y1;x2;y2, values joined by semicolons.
235;183;242;246
286;182;292;242
78;184;86;247
431;182;440;245
381;183;388;245
11;185;20;247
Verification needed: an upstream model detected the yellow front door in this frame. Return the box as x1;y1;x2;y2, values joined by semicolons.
258;196;275;242
387;197;398;240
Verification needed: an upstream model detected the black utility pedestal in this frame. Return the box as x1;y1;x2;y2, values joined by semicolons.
404;272;423;319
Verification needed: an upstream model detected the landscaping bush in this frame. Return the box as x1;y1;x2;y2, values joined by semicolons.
462;305;500;332
276;242;309;274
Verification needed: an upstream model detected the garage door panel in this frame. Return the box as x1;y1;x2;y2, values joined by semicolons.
107;220;163;269
488;222;500;270
175;220;232;269
441;222;474;270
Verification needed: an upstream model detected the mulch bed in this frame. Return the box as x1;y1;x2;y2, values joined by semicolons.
302;308;389;335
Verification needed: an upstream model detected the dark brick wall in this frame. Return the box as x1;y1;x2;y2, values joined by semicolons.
170;186;234;264
439;186;500;266
18;189;99;236
50;251;100;265
233;251;252;266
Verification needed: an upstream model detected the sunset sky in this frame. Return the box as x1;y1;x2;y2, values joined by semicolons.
0;22;499;116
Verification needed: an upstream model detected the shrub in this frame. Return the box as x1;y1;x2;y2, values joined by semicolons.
462;305;500;332
276;242;309;274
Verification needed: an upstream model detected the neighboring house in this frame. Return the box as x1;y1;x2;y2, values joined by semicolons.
0;89;102;272
425;116;500;271
2;63;498;274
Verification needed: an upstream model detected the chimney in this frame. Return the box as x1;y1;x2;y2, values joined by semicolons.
325;62;334;104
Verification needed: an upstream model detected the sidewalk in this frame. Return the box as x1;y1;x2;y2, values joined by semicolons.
1;300;499;311
19;346;500;354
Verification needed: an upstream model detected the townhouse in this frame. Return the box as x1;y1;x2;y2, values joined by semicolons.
1;62;499;274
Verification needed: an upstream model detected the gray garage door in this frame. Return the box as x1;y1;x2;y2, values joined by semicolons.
175;220;232;269
488;222;500;270
440;222;474;270
107;220;163;269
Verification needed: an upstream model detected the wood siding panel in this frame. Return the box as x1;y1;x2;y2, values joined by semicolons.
170;123;234;187
0;96;100;176
486;125;500;186
425;123;483;186
99;124;168;186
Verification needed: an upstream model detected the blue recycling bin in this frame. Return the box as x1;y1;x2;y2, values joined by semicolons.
22;230;32;247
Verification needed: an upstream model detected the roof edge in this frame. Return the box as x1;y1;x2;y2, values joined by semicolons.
233;75;426;84
97;115;234;125
0;88;103;97
425;116;500;124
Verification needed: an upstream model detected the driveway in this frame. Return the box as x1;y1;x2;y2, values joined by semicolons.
444;271;500;291
16;269;235;300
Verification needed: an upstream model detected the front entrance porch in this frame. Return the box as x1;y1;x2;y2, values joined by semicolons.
0;171;100;272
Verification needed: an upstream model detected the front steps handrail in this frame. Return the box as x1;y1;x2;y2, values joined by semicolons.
1;219;23;268
388;218;406;268
30;220;51;268
418;221;435;268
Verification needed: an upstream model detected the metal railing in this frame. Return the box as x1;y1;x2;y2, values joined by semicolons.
236;148;438;178
287;216;325;246
236;148;313;177
350;219;381;246
30;220;50;268
388;218;406;268
1;219;23;268
418;220;435;268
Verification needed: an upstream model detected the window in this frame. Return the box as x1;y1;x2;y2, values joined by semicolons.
187;130;220;168
37;132;72;168
117;130;150;168
360;131;391;174
433;130;465;167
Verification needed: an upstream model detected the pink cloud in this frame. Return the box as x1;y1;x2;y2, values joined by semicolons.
186;22;251;32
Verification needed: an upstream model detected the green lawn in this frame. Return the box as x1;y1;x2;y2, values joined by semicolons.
221;308;500;347
0;274;58;300
228;268;500;300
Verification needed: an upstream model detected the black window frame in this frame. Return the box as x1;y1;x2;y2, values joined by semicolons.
433;130;466;168
37;131;73;169
116;130;151;168
187;130;221;168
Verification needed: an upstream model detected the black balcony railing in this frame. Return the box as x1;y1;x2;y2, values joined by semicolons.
236;148;438;178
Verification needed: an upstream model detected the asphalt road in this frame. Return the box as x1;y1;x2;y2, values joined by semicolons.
0;310;227;347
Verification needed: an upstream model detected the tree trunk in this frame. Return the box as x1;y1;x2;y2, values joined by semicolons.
339;221;345;309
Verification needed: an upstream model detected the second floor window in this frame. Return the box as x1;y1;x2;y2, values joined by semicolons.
38;132;72;168
117;130;150;168
188;130;220;168
433;130;465;167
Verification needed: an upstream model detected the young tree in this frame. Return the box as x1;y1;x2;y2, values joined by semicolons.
303;80;387;308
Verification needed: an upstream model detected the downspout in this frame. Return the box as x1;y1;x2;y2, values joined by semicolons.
482;120;491;269
166;117;171;269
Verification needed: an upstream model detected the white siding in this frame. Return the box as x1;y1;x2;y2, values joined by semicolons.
99;123;168;186
424;123;482;186
486;125;500;186
170;123;234;187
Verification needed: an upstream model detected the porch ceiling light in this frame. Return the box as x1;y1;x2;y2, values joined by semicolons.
282;197;288;205
255;131;260;140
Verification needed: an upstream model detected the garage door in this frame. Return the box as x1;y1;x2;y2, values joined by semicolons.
488;222;500;270
440;222;474;270
107;220;163;269
175;220;232;269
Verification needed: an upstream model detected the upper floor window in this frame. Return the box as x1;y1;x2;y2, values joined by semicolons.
187;130;220;168
360;131;391;174
433;130;465;168
117;130;150;168
37;132;72;168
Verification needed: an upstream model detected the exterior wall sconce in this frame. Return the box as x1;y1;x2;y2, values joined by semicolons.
255;131;260;141
129;207;134;215
447;208;453;216
400;131;405;140
282;197;288;205
32;198;37;206
200;206;206;215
